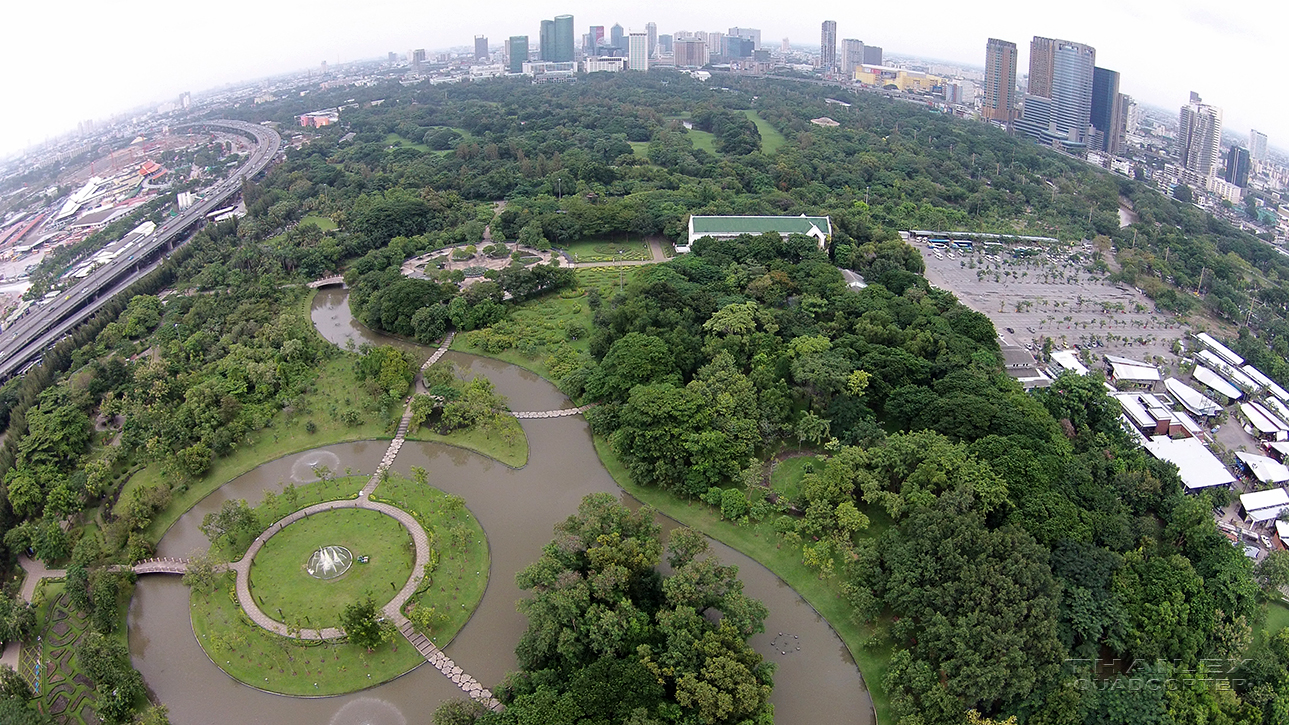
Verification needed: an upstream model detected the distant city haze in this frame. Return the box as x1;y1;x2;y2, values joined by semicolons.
3;0;1284;157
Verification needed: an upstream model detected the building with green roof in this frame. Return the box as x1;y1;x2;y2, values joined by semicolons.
682;214;832;252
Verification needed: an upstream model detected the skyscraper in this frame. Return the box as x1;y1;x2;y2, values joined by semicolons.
674;38;708;68
590;25;605;49
841;39;865;77
474;36;489;60
1250;129;1269;161
628;32;649;71
554;15;575;62
646;22;657;57
1090;67;1124;154
507;36;528;74
658;34;673;54
1049;40;1096;145
983;38;1018;123
1178;92;1224;178
1225;146;1251;187
1028;36;1056;98
728;27;761;50
820;20;837;70
540;20;556;61
862;46;883;66
611;24;625;52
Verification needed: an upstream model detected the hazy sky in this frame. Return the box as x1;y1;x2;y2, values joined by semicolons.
2;0;1284;158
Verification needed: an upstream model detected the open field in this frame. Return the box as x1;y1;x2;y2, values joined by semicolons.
299;214;337;231
249;509;415;628
383;133;430;152
451;267;646;379
629;141;650;158
560;237;651;263
743;110;787;154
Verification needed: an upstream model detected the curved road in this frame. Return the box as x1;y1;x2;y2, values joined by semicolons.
0;120;281;380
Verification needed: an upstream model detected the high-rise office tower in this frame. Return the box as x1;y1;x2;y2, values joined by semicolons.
646;22;657;57
554;15;575;62
1028;36;1056;98
629;32;649;71
729;27;762;50
590;25;605;48
658;34;673;54
862;45;883;66
983;38;1018;123
674;38;708;68
540;20;556;61
1178;92;1224;178
411;48;427;70
1250;129;1269;161
1050;40;1096;145
1225;146;1251;187
388;51;398;63
841;39;865;77
507;36;528;74
611;24;625;51
1090;66;1124;154
474;36;489;60
820;20;837;70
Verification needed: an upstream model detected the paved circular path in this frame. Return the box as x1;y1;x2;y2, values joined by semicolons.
230;498;430;640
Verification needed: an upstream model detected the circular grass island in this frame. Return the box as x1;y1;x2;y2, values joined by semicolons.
189;473;490;696
249;509;414;630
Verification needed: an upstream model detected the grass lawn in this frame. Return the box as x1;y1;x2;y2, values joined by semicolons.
1262;600;1289;636
744;110;787;154
299;214;337;232
560;237;651;263
628;141;650;158
126;355;398;545
248;475;367;532
687;129;718;154
770;455;826;504
249;509;415;629
191;473;488;695
406;415;528;468
451;267;646;379
191;572;424;696
370;474;490;650
593;435;892;723
383;133;431;152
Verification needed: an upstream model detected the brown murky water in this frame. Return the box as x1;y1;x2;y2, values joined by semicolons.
127;291;873;724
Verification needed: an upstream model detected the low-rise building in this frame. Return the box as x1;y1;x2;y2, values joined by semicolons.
684;215;832;252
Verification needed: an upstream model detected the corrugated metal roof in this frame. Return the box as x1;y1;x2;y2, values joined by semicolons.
1166;378;1222;416
1194;366;1244;400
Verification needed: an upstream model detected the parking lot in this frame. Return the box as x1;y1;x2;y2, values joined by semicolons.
917;243;1190;366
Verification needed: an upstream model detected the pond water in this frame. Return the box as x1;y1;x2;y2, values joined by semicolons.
129;290;873;724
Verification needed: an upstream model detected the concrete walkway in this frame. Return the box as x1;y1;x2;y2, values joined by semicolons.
0;555;66;671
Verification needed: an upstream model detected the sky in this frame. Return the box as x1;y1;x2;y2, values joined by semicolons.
2;0;1285;159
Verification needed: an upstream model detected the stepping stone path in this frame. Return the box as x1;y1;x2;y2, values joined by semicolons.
509;404;595;419
398;619;501;711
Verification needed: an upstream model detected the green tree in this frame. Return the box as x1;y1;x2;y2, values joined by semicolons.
341;597;392;650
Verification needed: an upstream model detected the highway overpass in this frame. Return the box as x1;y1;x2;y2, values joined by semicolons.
0;120;281;380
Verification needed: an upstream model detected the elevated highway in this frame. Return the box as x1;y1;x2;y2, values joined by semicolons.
0;120;281;380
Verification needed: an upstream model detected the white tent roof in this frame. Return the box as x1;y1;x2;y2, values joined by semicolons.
1165;378;1222;417
1196;332;1244;366
1050;350;1089;376
1241;402;1289;435
1142;435;1236;490
1109;361;1161;382
1244;365;1289;402
1193;366;1244;400
1237;453;1289;484
1240;487;1289;521
1197;351;1259;390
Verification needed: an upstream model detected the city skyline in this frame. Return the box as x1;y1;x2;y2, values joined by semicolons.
1;0;1286;158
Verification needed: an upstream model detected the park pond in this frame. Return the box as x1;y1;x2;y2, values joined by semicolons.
126;288;872;724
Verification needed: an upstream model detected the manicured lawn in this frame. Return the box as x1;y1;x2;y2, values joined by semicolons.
560;237;651;263
770;455;826;505
406;415;528;468
128;354;398;544
249;509;415;628
628;141;650;158
249;475;367;530
370;474;490;650
1262;601;1289;635
451;267;645;379
593;435;892;723
744;110;787;154
383;133;431;152
299;214;337;231
191;572;424;696
190;473;489;695
688;129;718;154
